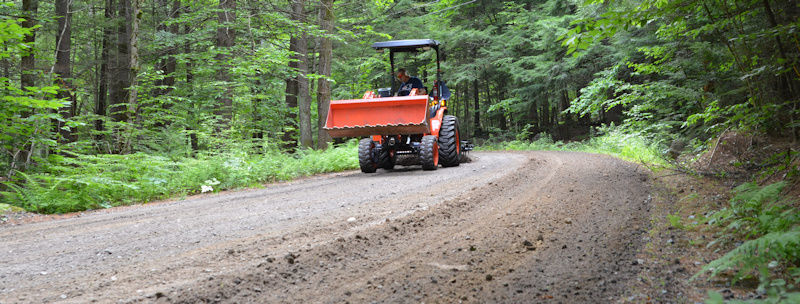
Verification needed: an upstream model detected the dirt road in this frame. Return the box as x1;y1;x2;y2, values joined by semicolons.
0;151;653;303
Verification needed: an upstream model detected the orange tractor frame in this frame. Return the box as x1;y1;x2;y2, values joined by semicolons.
324;39;469;173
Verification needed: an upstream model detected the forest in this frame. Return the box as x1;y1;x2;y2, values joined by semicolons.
1;0;798;180
0;0;799;300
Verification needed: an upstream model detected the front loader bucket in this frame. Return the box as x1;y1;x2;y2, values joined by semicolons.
324;95;430;138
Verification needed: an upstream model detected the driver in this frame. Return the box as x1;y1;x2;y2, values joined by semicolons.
396;69;426;96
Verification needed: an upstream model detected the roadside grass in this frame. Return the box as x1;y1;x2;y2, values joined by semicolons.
477;129;670;168
1;140;358;214
0;203;23;213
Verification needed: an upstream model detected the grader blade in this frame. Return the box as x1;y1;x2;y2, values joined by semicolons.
324;95;430;138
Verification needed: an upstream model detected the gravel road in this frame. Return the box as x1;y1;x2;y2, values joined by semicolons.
0;151;652;303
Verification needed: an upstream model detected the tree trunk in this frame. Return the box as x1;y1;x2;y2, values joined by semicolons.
540;102;549;130
96;0;113;136
462;83;470;136
13;0;39;171
762;0;798;140
316;0;334;149
154;0;178;97
184;16;198;154
215;0;236;130
497;82;507;131
165;0;178;91
297;33;313;148
128;0;140;125
107;0;139;153
151;0;179;129
283;34;299;150
473;78;480;137
110;0;131;124
288;0;313;149
252;76;264;145
21;0;38;90
559;90;570;124
1;43;7;95
54;0;74;143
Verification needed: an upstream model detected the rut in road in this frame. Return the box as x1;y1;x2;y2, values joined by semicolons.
0;151;651;303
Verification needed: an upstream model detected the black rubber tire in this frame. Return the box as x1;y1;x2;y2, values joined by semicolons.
358;138;378;173
378;147;395;170
438;115;461;167
420;135;439;170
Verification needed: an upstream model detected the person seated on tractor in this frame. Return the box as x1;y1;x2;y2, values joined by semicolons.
396;68;426;96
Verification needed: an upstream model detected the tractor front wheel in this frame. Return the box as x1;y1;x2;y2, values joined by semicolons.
420;135;439;170
358;138;378;173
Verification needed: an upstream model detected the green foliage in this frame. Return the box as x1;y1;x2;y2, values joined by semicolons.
667;213;686;230
477;132;560;151
0;203;23;213
562;0;800;141
478;126;669;167
696;182;800;301
1;141;358;214
579;127;669;166
699;229;800;284
705;290;800;304
0;11;65;175
707;182;796;238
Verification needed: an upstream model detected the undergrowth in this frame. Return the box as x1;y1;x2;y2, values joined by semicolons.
477;128;670;168
1;140;358;214
694;182;800;303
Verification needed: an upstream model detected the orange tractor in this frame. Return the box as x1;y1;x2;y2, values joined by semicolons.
324;39;470;173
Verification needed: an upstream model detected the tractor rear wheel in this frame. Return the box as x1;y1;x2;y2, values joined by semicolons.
358;138;378;173
420;135;439;170
378;147;395;170
438;115;461;167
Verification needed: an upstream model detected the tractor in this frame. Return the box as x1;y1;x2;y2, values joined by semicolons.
324;39;470;173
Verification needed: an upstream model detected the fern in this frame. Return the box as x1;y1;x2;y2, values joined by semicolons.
707;182;792;238
706;291;800;304
731;182;786;218
697;181;800;302
694;230;800;283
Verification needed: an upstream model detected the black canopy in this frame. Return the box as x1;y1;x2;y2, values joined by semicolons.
371;39;440;52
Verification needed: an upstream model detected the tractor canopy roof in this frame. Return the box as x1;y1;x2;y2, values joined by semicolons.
372;39;440;52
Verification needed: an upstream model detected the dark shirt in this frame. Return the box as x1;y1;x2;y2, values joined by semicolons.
398;77;424;96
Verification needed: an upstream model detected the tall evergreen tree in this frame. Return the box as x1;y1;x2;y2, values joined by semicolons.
54;0;74;143
215;0;236;129
20;0;38;90
316;0;334;149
